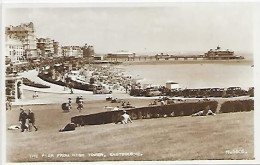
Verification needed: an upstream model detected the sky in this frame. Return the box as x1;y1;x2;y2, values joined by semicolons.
4;3;254;57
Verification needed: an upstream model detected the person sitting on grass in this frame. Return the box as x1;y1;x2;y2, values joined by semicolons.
161;100;166;105
116;110;133;124
191;106;216;117
113;106;120;111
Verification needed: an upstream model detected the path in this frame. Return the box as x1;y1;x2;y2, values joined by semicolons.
20;69;92;94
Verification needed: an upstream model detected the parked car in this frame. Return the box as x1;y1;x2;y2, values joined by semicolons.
145;88;162;97
93;85;112;94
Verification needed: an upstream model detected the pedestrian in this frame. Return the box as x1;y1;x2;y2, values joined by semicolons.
122;101;125;107
6;100;12;110
77;97;83;112
19;109;28;132
125;85;128;93
9;101;12;110
33;91;38;99
20;105;24;111
68;98;72;110
28;109;38;131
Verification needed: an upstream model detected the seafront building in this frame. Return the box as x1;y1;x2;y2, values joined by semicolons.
83;44;95;59
36;38;46;58
53;41;62;57
45;38;55;57
5;22;38;60
6;22;94;61
62;46;83;58
5;36;25;64
5;22;95;102
37;38;61;58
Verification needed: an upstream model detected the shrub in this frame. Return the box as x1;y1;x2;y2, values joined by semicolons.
23;78;50;88
219;99;254;113
38;73;66;87
71;100;218;126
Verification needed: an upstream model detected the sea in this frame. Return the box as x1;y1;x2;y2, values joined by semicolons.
119;61;254;89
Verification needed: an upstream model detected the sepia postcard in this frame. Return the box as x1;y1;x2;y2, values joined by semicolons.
1;1;260;165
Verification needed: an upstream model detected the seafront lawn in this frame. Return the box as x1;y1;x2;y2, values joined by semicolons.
6;101;254;162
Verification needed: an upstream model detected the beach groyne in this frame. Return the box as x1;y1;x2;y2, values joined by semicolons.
71;100;218;125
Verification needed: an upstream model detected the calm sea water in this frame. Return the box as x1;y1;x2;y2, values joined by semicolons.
119;62;254;89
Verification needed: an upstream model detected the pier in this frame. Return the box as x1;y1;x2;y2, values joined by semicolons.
105;54;244;62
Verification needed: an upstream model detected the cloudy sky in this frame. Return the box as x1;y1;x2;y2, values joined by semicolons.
4;3;254;56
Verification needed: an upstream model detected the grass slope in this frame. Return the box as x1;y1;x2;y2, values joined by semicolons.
6;102;254;162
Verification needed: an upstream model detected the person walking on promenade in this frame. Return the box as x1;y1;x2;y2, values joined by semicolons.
6;100;12;110
8;101;12;110
28;109;38;131
33;91;38;99
68;98;72;110
19;108;28;132
77;96;83;112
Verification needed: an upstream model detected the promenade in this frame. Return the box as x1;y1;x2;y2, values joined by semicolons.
15;69;130;105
